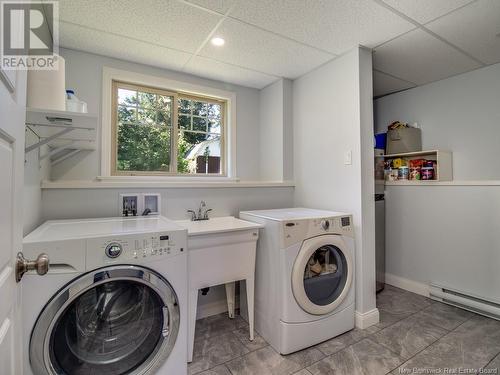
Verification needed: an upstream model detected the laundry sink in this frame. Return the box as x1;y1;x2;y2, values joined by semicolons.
174;216;262;236
173;216;262;362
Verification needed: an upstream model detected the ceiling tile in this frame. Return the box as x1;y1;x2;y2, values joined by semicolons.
185;0;234;14
198;18;334;78
228;0;415;54
59;22;191;71
373;70;416;97
373;28;481;85
380;0;475;24
57;0;221;53
426;0;500;65
184;56;278;88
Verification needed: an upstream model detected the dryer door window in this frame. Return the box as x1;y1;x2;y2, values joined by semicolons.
303;245;347;306
30;266;180;375
291;235;353;315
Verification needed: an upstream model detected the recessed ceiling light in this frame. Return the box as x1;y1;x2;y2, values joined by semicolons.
211;37;225;47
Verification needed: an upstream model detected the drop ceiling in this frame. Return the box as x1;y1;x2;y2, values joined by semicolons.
54;0;500;97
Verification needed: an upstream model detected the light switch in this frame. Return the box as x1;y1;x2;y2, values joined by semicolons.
344;150;352;165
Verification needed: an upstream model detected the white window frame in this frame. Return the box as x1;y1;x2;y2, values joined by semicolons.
101;67;237;179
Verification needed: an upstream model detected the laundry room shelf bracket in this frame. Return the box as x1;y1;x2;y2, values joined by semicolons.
25;108;97;166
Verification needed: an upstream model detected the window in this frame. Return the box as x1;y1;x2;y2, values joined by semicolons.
111;81;226;176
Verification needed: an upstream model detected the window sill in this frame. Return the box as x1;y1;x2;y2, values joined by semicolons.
97;175;239;183
41;178;295;189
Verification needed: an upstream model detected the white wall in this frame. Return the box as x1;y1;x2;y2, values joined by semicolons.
384;186;500;301
283;79;293;181
41;187;294;221
55;48;263;181
358;48;376;316
375;62;500;180
23;132;50;235
259;79;293;181
293;47;377;323
374;62;500;302
260;80;284;181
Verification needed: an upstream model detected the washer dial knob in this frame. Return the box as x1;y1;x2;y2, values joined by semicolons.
321;220;330;231
105;243;122;258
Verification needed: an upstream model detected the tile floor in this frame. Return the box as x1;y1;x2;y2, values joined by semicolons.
189;285;500;375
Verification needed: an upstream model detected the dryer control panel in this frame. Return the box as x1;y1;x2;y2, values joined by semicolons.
310;216;353;237
86;230;187;270
282;215;353;248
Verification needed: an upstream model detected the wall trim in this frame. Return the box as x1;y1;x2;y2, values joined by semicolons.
385;273;430;297
355;308;379;329
41;179;295;189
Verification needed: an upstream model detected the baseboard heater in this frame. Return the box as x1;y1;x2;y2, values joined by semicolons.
429;283;500;321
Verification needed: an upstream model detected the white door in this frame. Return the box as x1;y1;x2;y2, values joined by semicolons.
0;69;27;374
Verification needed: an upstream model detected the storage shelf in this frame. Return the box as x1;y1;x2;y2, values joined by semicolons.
386;180;500;186
25;108;97;166
377;149;453;183
375;150;447;158
26;107;97;120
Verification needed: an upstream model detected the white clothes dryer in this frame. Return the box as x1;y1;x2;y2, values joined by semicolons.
240;208;355;354
22;216;188;375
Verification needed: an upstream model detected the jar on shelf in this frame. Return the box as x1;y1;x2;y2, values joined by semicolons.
410;167;421;180
392;158;407;169
421;167;434;180
385;169;398;181
423;160;434;168
398;166;409;180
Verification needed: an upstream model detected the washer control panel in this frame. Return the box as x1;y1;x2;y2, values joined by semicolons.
86;230;187;269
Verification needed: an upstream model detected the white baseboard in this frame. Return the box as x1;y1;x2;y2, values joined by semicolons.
355;308;380;329
385;273;429;297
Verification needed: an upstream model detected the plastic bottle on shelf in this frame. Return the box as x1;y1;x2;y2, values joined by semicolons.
65;90;88;113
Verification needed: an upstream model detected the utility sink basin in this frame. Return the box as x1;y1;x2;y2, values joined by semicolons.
173;216;262;362
174;216;262;236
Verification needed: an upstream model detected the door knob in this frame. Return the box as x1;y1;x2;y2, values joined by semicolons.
15;252;50;282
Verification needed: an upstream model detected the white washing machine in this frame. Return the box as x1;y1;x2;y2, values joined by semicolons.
21;216;188;375
239;208;355;355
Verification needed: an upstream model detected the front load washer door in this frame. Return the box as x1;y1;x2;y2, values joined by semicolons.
291;235;353;315
30;265;180;375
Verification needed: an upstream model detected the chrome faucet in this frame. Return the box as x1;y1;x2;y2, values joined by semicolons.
187;210;197;221
203;208;213;220
187;201;212;221
198;200;206;220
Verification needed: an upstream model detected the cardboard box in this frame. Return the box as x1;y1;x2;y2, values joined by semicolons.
386;128;422;154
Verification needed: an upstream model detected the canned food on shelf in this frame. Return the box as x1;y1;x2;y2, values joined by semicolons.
421;167;434;180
